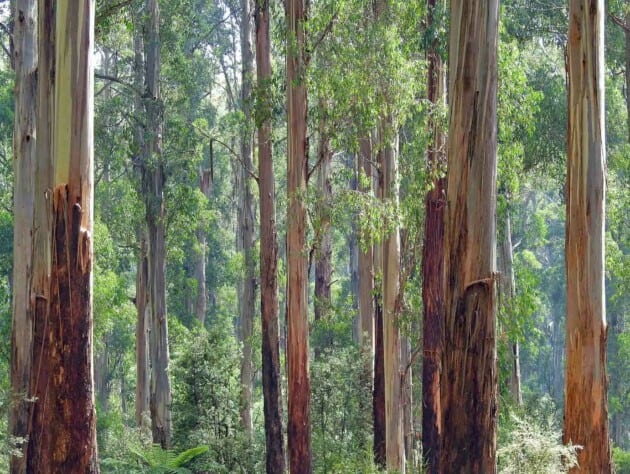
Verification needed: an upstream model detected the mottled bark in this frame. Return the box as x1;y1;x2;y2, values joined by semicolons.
286;0;312;470
440;0;499;472
421;1;446;471
9;1;37;471
142;0;172;448
27;1;99;471
255;2;286;470
381;129;404;473
238;0;256;439
564;1;611;472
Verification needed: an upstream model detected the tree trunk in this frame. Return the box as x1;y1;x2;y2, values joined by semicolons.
498;212;522;406
135;235;150;427
194;169;212;324
421;1;446;471
564;1;611;472
142;0;172;448
255;3;286;471
238;0;256;439
9;1;37;471
358;136;375;360
381;128;404;473
27;1;99;471
286;0;312;470
625;12;630;144
314;110;333;334
440;1;499;472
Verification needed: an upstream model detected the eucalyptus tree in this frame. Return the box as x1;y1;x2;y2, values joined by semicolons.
9;0;37;471
421;0;446;471
440;0;499;471
563;0;611;471
286;0;312;470
26;0;99;471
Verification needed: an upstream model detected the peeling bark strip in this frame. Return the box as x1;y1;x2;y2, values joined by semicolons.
564;1;611;472
27;1;99;472
10;1;37;472
440;0;499;472
421;1;446;471
286;0;313;471
255;0;286;471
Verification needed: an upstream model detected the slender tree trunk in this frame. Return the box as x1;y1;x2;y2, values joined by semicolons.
401;339;414;466
564;1;611;471
440;0;499;472
498;212;522;406
286;0;312;470
9;1;37;471
194;169;212;324
314;109;333;335
255;3;286;471
625;12;630;144
238;0;256;439
142;0;172;448
135;235;150;427
421;1;446;471
358;136;375;361
381;128;404;473
373;155;386;469
27;1;99;471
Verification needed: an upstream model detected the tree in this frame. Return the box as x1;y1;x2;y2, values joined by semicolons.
141;0;172;448
440;0;499;471
286;0;312;470
255;1;286;471
9;0;37;471
563;0;611;471
26;0;99;471
421;0;446;471
237;0;256;439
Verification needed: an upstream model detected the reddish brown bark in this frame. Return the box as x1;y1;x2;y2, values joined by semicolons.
563;1;611;472
421;0;445;471
440;0;499;472
286;0;312;471
255;1;286;470
27;1;99;471
373;290;386;469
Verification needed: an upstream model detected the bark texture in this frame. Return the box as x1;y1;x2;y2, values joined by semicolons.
238;0;256;439
421;1;446;471
27;1;99;471
135;236;151;426
10;1;37;471
255;2;286;470
564;1;611;472
440;0;499;472
142;0;172;448
286;0;312;471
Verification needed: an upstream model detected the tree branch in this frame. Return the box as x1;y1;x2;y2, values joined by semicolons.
608;12;630;32
95;72;141;95
96;0;134;24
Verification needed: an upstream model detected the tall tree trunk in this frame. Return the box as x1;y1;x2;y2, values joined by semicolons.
440;0;499;472
195;169;212;324
625;12;630;144
143;0;172;448
9;1;37;471
381;128;404;473
498;212;522;406
135;235;150;427
564;1;611;471
358;136;375;361
401;338;414;466
255;3;286;471
238;0;256;439
372;161;386;470
132;7;150;429
421;1;446;471
314;109;333;338
286;0;312;470
27;1;99;471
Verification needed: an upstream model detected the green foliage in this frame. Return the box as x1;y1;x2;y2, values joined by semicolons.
498;397;579;473
103;443;208;474
311;346;373;474
614;447;630;474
